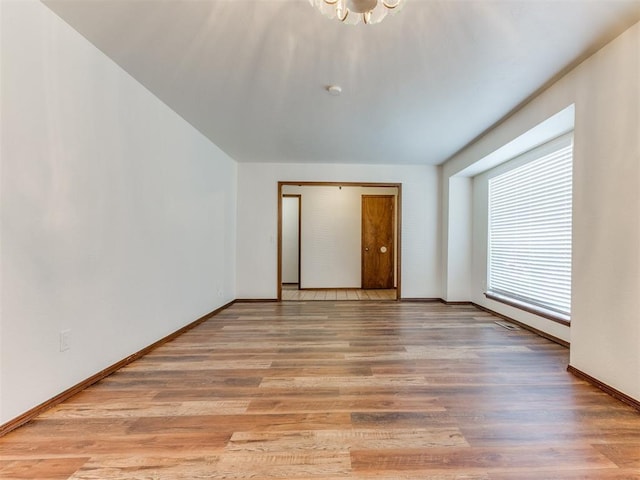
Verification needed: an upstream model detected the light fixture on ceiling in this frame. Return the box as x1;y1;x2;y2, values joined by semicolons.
309;0;404;25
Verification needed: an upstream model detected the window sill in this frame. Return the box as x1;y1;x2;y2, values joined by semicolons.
484;291;570;326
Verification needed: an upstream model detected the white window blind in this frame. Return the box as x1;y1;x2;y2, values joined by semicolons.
488;135;573;319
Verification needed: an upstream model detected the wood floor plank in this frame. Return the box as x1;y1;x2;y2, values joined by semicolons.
0;457;89;480
39;400;250;419
0;431;231;457
259;375;431;389
214;451;352;478
66;455;222;480
128;412;352;434
2;301;639;479
350;446;616;472
226;427;468;451
246;396;444;414
488;468;640;480
593;444;640;468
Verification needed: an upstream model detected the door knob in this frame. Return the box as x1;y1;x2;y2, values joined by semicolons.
380;246;388;253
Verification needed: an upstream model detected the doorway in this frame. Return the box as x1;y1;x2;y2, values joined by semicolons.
277;182;402;301
281;194;301;289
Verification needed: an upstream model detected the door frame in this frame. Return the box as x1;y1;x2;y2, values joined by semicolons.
361;194;396;290
277;181;402;301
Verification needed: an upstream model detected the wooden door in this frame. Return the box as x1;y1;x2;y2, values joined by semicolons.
362;195;395;289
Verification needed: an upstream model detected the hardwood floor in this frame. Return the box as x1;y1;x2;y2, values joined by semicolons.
281;285;397;301
1;301;639;479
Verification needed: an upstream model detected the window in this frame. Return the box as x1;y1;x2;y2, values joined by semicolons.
487;134;573;324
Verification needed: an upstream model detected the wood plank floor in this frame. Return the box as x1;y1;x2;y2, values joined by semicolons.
2;301;639;479
281;285;397;301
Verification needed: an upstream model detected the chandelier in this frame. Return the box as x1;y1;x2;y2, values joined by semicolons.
309;0;405;25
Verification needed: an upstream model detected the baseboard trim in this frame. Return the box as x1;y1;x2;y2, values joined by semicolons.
440;299;473;306
400;298;442;303
568;365;640;411
235;298;279;303
471;302;569;348
0;300;235;437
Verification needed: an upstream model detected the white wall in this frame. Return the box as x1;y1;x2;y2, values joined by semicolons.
0;1;237;423
442;22;640;400
444;177;472;301
281;196;299;283
282;185;397;289
237;163;439;299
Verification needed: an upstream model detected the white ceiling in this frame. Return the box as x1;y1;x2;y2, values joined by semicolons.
44;0;640;165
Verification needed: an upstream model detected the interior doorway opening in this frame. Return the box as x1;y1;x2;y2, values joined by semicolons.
281;194;301;287
277;182;402;301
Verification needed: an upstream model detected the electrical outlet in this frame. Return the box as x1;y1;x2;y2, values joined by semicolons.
60;329;71;352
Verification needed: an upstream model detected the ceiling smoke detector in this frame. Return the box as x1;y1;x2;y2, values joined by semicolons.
326;85;342;96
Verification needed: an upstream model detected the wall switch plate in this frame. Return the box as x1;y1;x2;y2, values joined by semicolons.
60;329;71;352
